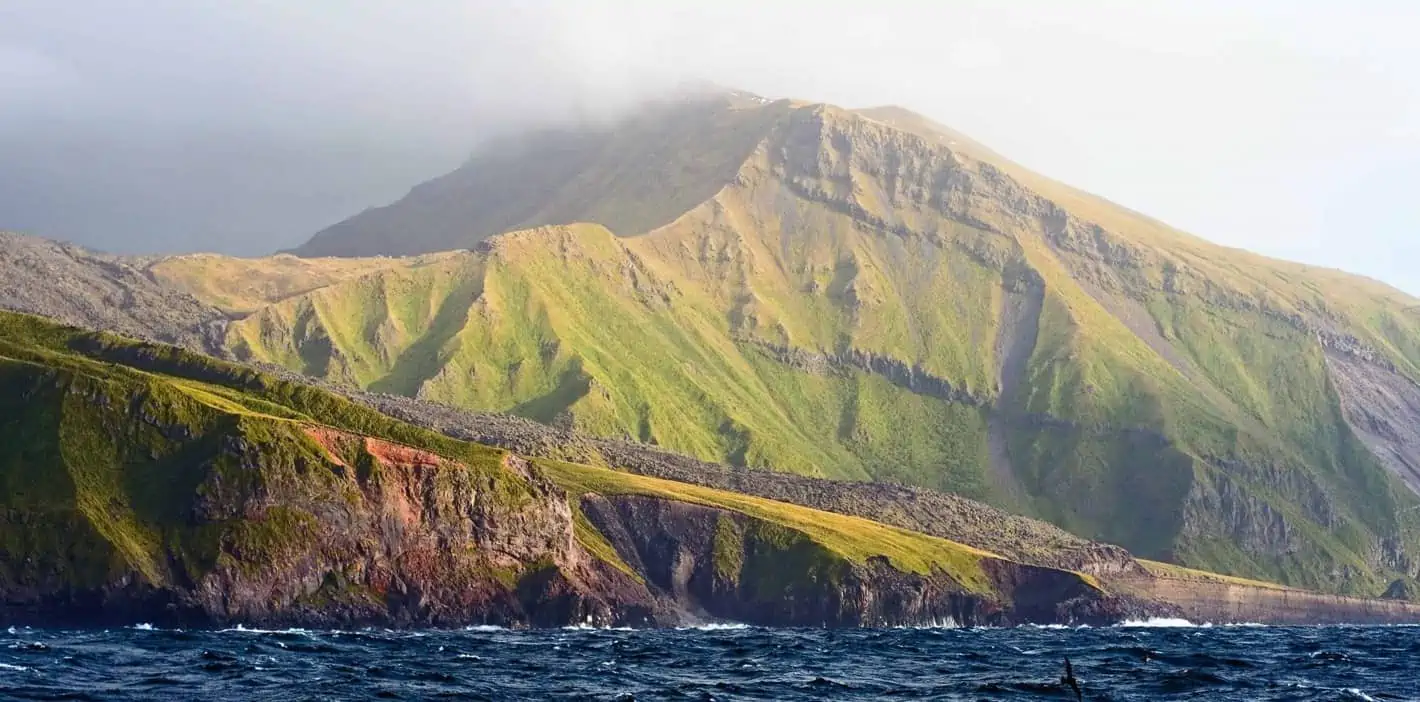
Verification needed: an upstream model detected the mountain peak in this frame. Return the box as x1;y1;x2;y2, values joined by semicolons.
90;84;1420;596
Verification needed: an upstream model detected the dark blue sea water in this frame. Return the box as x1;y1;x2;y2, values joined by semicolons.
1;620;1415;700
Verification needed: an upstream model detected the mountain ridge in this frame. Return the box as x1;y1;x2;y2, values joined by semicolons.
0;307;1188;627
6;91;1420;598
249;94;1420;595
5;304;1420;625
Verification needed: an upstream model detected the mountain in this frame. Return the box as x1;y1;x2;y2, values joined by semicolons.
1;308;1190;627
171;91;1420;596
10;307;1420;626
292;92;784;258
7;90;1420;600
15;241;1420;624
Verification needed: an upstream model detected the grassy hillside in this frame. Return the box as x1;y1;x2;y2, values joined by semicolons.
156;96;1420;595
147;252;456;315
0;309;1020;604
544;459;994;593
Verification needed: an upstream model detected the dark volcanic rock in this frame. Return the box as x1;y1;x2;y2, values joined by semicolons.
580;494;1166;627
1383;577;1419;602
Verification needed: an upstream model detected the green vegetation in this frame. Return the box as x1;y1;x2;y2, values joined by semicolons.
0;309;533;593
542;459;996;593
1138;559;1292;591
713;514;745;583
147;252;455;315
150;98;1420;596
0;308;1103;608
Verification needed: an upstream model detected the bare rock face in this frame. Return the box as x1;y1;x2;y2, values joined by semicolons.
190;429;663;628
0;232;226;352
580;494;1167;627
1326;350;1420;495
1382;578;1418;602
1124;576;1420;626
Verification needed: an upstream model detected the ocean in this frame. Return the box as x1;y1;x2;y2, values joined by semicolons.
1;620;1415;700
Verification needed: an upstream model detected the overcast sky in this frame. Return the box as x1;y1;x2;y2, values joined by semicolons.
2;1;1417;295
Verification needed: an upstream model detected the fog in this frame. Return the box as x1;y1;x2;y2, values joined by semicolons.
2;1;1417;294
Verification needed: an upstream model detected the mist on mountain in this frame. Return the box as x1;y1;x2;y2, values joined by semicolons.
0;1;1417;293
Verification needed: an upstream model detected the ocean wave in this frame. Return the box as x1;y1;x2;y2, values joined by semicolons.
1120;619;1274;629
1;625;1417;699
676;623;751;631
892;618;965;630
1118;618;1209;628
462;625;507;632
218;625;313;636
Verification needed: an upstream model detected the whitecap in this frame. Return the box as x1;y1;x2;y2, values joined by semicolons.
462;625;506;632
0;663;33;673
892;617;965;630
218;625;311;635
677;623;750;631
1117;618;1209;628
131;623;156;631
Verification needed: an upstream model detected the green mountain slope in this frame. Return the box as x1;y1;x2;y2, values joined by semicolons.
161;94;1420;595
2;309;1162;627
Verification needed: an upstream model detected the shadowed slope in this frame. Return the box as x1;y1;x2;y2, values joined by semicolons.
293;95;789;258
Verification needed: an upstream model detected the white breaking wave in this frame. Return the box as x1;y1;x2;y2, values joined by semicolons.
1119;619;1274;628
0;663;33;673
1118;618;1209;628
218;625;312;635
677;622;751;631
462;625;507;632
896;617;963;630
131;623;156;631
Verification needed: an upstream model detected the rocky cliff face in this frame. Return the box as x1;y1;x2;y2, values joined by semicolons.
1;312;1166;628
1;407;1146;628
1123;575;1420;626
7;310;1420;627
580;494;1161;627
0;365;650;628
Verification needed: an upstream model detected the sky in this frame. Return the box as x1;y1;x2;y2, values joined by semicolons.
1;1;1417;295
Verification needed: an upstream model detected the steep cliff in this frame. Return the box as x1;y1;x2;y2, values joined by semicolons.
0;310;1160;627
